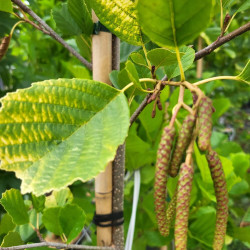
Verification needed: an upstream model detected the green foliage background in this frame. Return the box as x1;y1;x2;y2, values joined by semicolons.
0;0;249;249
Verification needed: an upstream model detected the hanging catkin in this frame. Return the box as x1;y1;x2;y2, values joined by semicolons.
175;163;194;249
154;126;175;237
197;96;213;151
169;114;196;177
165;190;177;234
206;149;228;250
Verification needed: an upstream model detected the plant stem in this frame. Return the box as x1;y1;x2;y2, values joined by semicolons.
10;20;25;37
194;76;237;86
11;0;92;70
0;242;114;250
195;22;250;60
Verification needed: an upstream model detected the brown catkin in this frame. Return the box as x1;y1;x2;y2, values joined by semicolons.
169;114;196;177
197;96;213;151
154;126;175;237
0;36;11;61
206;150;228;250
175;163;194;250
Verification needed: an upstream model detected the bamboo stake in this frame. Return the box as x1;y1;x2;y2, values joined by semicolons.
196;36;203;79
93;13;113;246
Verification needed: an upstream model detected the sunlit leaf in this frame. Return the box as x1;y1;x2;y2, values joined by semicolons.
0;79;130;195
92;0;143;45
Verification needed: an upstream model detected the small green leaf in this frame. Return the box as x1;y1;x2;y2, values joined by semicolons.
42;207;63;236
0;189;29;225
0;0;13;13
137;0;213;48
52;3;82;36
0;213;16;235
147;48;180;69
164;46;195;79
68;0;93;35
125;61;142;91
15;209;42;242
31;194;45;213
45;188;73;208
237;60;250;84
59;204;86;243
130;52;147;67
1;232;23;247
92;0;142;45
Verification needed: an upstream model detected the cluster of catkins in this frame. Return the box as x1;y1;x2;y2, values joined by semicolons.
154;96;228;250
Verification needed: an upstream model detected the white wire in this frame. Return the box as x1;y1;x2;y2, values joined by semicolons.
125;169;141;250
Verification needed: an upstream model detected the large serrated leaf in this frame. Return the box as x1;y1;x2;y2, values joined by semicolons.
0;79;129;195
137;0;213;48
91;0;142;45
0;189;29;225
68;0;93;35
52;3;82;36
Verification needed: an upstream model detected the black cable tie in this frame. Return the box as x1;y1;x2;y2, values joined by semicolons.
93;211;124;227
93;21;110;35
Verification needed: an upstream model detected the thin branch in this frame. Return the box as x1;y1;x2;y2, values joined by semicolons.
11;0;92;70
129;22;250;125
0;242;114;250
195;22;250;60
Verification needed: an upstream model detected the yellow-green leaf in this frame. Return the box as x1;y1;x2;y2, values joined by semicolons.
0;79;130;195
92;0;142;45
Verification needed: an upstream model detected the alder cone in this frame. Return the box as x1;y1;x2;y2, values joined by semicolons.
198;96;213;151
175;163;194;250
0;36;11;61
154;126;175;237
206;150;228;250
169;114;196;177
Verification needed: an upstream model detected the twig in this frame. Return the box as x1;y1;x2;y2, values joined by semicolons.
11;0;92;70
195;22;250;60
0;242;114;250
129;22;250;125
